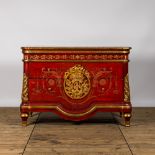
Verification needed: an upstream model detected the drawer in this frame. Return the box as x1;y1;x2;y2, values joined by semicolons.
28;63;124;102
28;77;123;111
28;62;124;79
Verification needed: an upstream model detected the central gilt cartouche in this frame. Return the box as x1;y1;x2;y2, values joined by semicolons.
64;65;90;99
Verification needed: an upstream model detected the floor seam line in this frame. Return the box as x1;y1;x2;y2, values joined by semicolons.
22;112;40;155
118;125;134;155
112;113;134;155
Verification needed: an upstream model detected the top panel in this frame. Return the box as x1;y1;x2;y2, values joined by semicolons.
22;47;131;54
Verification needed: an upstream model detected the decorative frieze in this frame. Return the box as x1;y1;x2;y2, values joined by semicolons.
24;54;128;62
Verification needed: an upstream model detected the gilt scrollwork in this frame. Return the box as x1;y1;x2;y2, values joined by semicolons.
124;73;130;102
22;73;28;102
92;68;113;95
64;65;90;99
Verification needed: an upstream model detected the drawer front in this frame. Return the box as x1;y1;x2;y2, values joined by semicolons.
28;62;124;79
28;62;124;110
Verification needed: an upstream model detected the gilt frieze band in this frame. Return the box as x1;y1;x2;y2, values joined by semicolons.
23;54;128;62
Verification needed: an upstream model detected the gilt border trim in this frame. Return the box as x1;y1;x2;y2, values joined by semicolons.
23;50;130;54
21;73;28;102
124;73;130;102
23;59;129;63
22;47;131;51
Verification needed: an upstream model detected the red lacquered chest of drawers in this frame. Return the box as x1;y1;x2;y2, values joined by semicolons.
20;47;132;126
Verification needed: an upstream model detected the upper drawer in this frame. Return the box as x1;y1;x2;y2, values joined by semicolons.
28;62;124;79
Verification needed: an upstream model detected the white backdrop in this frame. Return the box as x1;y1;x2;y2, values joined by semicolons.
0;0;155;107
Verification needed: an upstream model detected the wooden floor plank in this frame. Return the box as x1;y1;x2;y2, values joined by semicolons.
24;112;132;155
114;108;155;155
0;108;38;154
1;107;155;155
24;144;131;155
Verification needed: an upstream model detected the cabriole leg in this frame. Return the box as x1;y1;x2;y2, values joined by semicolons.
123;113;131;127
21;113;29;126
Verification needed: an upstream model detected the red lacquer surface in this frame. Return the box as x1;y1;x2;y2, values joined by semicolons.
28;62;124;113
20;47;132;123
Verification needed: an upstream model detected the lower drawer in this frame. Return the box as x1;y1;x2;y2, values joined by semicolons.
28;77;123;102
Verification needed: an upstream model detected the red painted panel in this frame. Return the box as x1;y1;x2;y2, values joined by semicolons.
28;62;123;113
28;62;124;79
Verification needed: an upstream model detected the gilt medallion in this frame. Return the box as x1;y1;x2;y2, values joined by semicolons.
64;65;90;99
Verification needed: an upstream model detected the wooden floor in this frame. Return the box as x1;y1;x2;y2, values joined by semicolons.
0;108;155;155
